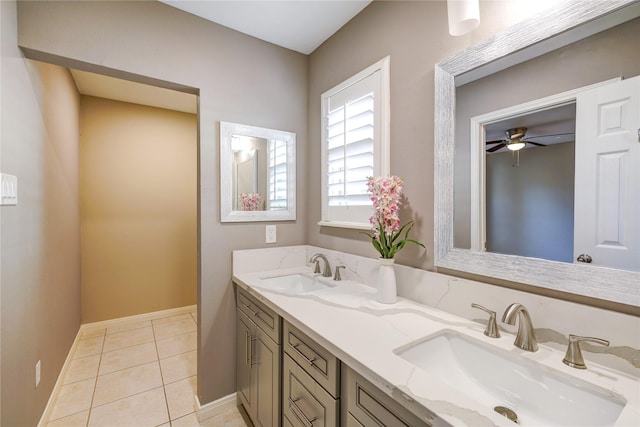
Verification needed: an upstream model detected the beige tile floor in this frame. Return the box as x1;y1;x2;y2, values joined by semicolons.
45;310;249;427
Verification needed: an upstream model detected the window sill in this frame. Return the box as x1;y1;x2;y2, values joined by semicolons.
318;220;371;231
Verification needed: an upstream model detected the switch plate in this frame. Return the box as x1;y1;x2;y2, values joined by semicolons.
266;225;277;244
35;360;41;388
1;173;18;206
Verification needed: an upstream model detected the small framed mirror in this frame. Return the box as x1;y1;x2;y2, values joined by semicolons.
220;121;296;222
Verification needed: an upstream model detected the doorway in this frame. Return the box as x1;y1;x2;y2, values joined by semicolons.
73;69;199;323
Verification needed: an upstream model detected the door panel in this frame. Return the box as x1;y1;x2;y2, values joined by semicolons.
575;76;640;271
255;331;280;427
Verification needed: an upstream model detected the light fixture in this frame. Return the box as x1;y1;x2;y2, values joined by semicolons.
506;127;526;151
506;140;525;151
447;0;480;36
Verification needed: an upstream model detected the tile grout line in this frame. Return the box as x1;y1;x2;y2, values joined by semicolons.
85;328;107;427
151;318;174;426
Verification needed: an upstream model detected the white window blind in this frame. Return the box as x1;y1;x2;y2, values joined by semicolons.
320;57;390;228
268;139;287;210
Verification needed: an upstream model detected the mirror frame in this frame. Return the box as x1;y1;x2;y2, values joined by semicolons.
434;0;640;307
220;121;296;222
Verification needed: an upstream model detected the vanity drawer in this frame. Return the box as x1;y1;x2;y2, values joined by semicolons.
283;353;339;427
284;321;340;398
343;366;431;427
237;286;281;344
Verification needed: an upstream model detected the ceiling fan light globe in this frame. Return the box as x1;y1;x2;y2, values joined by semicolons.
507;141;525;151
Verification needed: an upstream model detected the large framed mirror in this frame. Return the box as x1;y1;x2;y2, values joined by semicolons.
434;0;640;307
220;121;296;222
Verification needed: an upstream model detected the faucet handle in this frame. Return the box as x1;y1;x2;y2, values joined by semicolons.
471;303;501;338
334;265;345;281
562;334;609;369
312;259;321;274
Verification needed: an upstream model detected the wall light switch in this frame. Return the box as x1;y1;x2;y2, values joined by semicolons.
1;173;18;206
266;225;277;244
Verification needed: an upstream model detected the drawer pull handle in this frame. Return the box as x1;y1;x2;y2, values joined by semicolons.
289;343;317;367
245;332;250;366
289;397;316;427
242;303;259;317
245;333;256;366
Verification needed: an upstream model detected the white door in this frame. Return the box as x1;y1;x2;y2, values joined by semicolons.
574;76;640;271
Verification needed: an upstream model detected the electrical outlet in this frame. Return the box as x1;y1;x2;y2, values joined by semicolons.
35;360;41;388
266;225;277;244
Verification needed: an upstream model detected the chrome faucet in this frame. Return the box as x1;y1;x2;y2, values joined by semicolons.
502;303;538;352
310;253;332;278
562;335;609;369
471;303;501;338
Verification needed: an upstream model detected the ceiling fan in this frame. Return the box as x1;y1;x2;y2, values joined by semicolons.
485;127;574;153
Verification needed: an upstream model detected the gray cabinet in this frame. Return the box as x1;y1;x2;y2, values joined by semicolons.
235;285;435;427
283;353;339;427
283;321;340;398
342;366;431;427
236;287;281;427
283;320;340;427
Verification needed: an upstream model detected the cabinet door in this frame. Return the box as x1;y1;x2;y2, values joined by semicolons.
254;330;281;427
237;310;255;415
344;412;366;427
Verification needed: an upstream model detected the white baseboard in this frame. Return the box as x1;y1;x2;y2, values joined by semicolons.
194;393;237;422
37;331;84;427
80;304;197;332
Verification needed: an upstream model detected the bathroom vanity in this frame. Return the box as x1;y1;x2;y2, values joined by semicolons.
232;246;639;427
235;285;429;427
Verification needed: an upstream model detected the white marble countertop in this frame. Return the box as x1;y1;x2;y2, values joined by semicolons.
233;266;640;427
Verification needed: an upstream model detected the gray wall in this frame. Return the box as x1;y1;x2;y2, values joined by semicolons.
486;142;575;262
15;0;308;412
454;17;640;248
1;1;81;424
306;1;537;269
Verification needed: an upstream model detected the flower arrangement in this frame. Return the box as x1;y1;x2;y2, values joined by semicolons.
362;176;424;259
240;193;262;211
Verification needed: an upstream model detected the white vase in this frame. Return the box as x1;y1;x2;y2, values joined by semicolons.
376;258;397;304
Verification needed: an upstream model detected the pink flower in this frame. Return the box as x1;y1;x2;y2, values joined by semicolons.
363;176;424;259
367;176;404;236
240;193;262;211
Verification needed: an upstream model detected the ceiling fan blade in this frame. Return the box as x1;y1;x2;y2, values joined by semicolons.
486;139;505;145
525;132;575;139
526;141;546;147
487;143;505;153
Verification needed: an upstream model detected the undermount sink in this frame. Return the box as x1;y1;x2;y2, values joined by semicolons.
258;273;334;294
395;331;626;426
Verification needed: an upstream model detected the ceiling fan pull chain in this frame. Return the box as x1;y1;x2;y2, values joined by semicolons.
511;149;520;167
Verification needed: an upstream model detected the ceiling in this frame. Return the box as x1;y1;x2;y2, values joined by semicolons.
158;0;372;55
71;0;372;113
70;69;199;114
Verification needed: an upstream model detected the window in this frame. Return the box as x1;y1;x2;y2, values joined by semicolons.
319;57;390;229
267;138;287;210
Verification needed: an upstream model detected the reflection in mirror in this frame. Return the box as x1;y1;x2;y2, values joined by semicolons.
435;0;640;306
221;122;295;222
483;103;577;263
